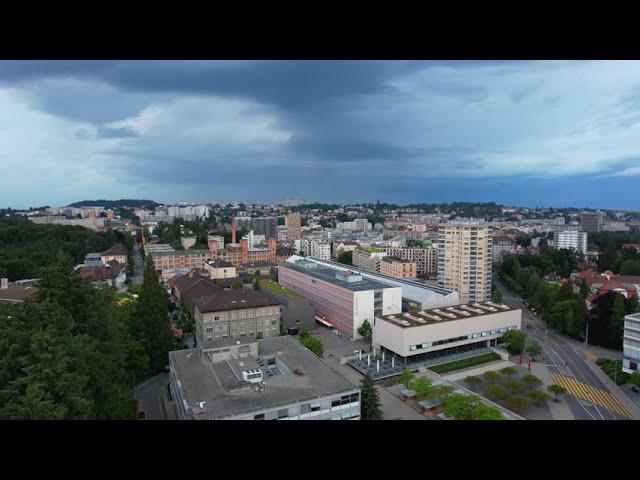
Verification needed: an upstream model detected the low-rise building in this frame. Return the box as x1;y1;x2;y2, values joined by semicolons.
0;278;38;304
100;243;128;264
203;259;237;280
382;245;438;276
194;289;283;346
169;336;360;420
372;301;522;365
379;256;417;279
352;246;387;273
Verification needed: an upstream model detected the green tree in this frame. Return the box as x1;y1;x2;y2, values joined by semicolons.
527;341;542;360
442;394;477;420
500;366;517;379
471;402;505;420
528;389;551;407
579;280;589;299
521;374;543;391
398;369;414;388
505;379;524;394
135;257;174;373
485;384;508;402
501;331;526;355
337;250;353;266
506;395;530;414
299;328;309;340
360;374;382;420
610;293;626;348
621;259;640;275
464;375;482;392
599;239;618;272
357;319;373;342
232;279;244;290
547;384;567;402
300;336;324;358
483;370;501;384
630;372;640;390
409;377;434;400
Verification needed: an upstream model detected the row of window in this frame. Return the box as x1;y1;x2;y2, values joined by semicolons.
623;337;640;349
253;394;359;420
626;319;640;331
410;326;516;351
623;347;640;361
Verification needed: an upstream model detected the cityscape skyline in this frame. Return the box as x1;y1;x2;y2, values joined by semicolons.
3;60;640;210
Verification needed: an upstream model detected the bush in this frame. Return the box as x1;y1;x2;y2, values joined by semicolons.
300;336;323;358
596;358;630;385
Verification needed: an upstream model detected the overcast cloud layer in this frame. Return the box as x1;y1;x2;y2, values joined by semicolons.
1;60;640;209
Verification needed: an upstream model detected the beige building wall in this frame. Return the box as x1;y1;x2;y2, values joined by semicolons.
438;221;492;303
285;212;302;241
195;305;281;345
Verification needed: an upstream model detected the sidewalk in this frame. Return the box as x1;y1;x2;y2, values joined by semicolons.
529;362;575;420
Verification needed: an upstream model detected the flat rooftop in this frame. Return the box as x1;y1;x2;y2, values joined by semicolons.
283;261;392;292
378;301;518;328
294;256;455;296
169;336;356;419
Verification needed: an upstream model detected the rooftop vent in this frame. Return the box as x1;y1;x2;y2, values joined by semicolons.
242;369;263;383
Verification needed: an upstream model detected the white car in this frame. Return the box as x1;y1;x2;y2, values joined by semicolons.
353;349;362;356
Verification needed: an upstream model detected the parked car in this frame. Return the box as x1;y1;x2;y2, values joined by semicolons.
353;349;362;356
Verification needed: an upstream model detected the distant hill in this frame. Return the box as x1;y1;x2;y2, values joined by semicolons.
67;199;160;209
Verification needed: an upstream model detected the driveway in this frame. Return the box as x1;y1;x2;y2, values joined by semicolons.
134;373;170;420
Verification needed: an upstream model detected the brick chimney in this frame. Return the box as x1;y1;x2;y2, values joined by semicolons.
240;239;249;264
232;217;236;244
268;238;276;261
208;240;218;260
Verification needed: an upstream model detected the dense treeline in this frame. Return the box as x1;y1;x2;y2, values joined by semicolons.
67;199;159;209
589;232;640;274
0;253;177;419
0;216;129;281
499;251;639;349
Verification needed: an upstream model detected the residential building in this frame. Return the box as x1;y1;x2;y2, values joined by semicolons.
352;247;387;273
150;249;212;274
553;230;587;255
100;243;128;265
492;234;517;263
372;301;522;366
78;260;126;288
278;258;402;340
623;312;640;374
282;198;305;207
383;245;438;276
285;212;302;241
169;336;360;420
207;235;225;250
193;289;282;346
580;211;603;233
252;217;279;240
379;256;417;279
438;219;493;303
297;238;331;260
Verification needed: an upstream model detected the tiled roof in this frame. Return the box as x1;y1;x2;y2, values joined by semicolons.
101;243;128;256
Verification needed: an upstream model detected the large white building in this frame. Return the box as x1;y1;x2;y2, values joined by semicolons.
438;220;493;304
553;230;587;255
296;238;331;260
352;247;387;273
383;245;438;276
279;258;403;340
372;301;522;362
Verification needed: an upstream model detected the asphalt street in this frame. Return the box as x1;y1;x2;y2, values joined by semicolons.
495;276;627;420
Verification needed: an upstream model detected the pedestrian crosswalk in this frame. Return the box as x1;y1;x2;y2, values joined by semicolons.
550;372;631;419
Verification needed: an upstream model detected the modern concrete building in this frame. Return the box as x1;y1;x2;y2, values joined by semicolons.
258;279;315;335
278;258;402;340
169;336;360;420
622;312;640;374
285;212;302;241
379;256;417;279
352;246;387;273
252;217;279;240
287;256;459;312
438;219;493;304
553;230;587;255
372;301;522;363
297;238;331;260
193;289;282;346
580;211;603;233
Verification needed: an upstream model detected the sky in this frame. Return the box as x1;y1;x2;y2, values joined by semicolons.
1;60;640;210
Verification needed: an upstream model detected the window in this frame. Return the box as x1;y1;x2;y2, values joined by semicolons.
331;399;341;408
277;409;288;419
254;413;265;420
300;404;311;414
311;404;321;412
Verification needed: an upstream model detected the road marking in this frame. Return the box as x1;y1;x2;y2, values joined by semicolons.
550;373;631;419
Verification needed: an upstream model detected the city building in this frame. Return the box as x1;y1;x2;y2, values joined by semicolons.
251;217;279;240
297;238;331;260
287;256;459;312
623;312;640;374
379;256;417;279
580;211;603;233
169;336;360;420
278;258;402;340
181;236;197;249
383;245;438;276
438;220;493;303
203;259;237;280
492;234;517;263
553;230;587;255
372;301;522;366
282;197;305;207
258;279;315;335
100;243;128;265
78;260;126;288
285;212;302;241
193;289;283;346
352;247;387;273
150;249;212;275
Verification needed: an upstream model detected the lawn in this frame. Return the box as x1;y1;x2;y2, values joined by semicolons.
429;352;502;374
596;358;630;385
259;279;304;300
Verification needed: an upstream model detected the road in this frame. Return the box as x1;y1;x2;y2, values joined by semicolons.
494;276;629;420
